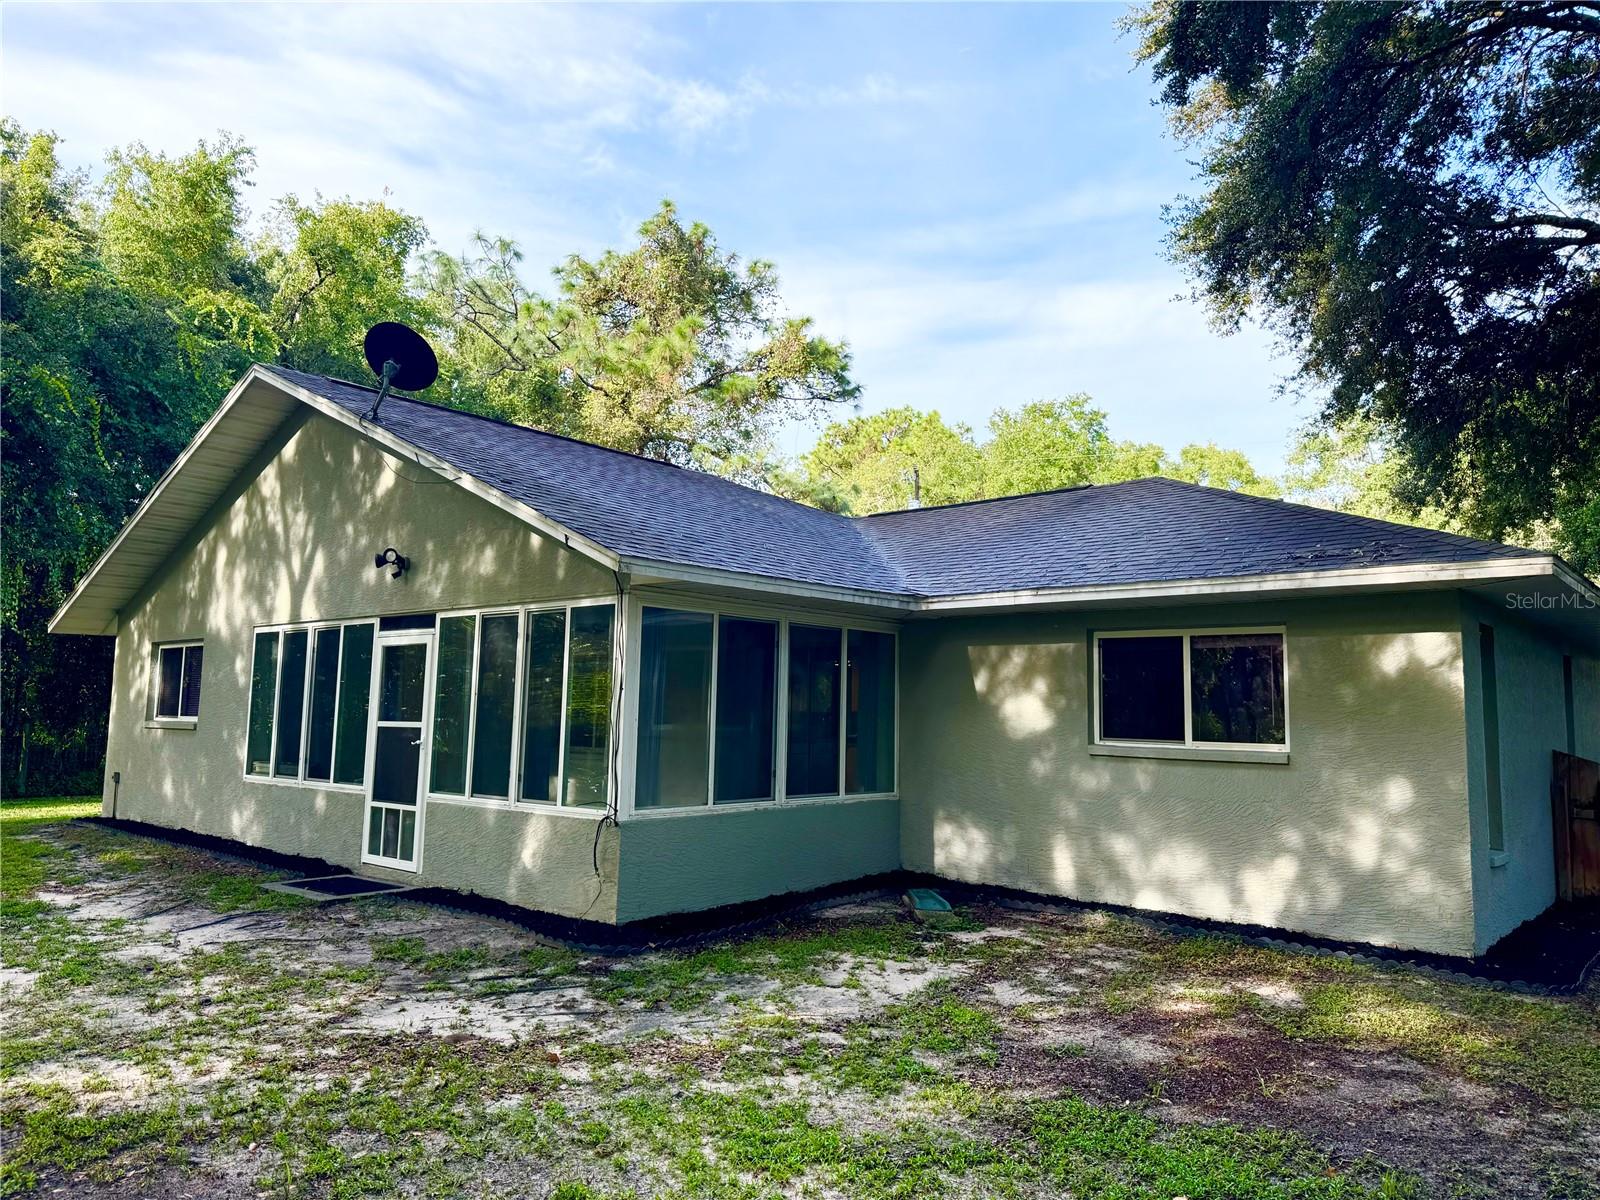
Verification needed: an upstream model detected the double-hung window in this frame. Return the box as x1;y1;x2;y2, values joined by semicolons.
1094;628;1287;751
152;642;204;721
634;605;897;811
245;621;376;783
430;602;616;808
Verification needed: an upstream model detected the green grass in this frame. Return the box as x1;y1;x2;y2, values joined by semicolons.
1;811;1589;1198
0;798;97;903
1263;979;1600;1108
610;1085;1415;1200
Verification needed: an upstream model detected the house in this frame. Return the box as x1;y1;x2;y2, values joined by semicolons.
50;364;1600;957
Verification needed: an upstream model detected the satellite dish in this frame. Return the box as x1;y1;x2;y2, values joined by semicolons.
361;322;438;420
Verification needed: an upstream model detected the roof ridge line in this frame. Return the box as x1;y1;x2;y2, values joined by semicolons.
855;480;1104;519
263;365;705;475
262;364;888;531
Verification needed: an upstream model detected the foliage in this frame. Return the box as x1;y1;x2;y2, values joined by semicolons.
1131;1;1600;570
801;406;985;512
1281;415;1459;530
2;127;849;796
423;202;858;467
259;196;431;378
801;394;1278;514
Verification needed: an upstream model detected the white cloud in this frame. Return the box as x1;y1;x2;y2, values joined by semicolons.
4;3;1305;471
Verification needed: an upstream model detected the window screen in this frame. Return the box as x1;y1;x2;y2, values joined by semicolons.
563;604;614;808
1189;633;1285;745
178;646;203;718
430;615;475;794
787;625;842;797
635;608;713;809
246;632;279;775
714;618;777;804
304;628;341;782
846;630;894;794
470;614;519;799
273;630;309;777
333;624;374;785
519;610;567;805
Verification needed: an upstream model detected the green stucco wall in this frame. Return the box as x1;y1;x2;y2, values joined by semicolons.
613;797;901;923
104;410;622;921
1462;596;1600;952
897;593;1479;956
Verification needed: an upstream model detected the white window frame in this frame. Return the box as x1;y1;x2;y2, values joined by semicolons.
241;619;377;793
426;596;619;819
1091;626;1290;754
150;640;204;724
622;593;900;820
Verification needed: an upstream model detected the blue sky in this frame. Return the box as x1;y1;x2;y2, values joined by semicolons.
5;2;1305;468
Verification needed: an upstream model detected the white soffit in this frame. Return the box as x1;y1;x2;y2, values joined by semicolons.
47;372;300;636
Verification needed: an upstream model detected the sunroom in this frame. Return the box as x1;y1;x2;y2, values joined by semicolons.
235;591;898;876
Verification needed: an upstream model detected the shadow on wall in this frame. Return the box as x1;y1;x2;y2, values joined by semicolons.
119;410;611;886
904;610;1475;953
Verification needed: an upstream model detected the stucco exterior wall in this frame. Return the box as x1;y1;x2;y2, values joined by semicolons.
897;593;1477;955
103;411;621;921
1576;653;1600;764
614;797;901;923
1462;596;1598;951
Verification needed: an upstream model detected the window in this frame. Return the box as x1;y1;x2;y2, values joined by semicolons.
634;605;897;812
563;604;615;808
520;610;566;806
430;615;476;795
152;642;204;720
787;624;842;797
846;629;895;794
471;614;519;799
244;621;376;784
432;602;616;808
1095;629;1287;750
636;608;714;809
715;618;777;804
274;630;309;777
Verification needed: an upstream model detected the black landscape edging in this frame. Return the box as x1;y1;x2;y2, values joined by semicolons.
82;817;345;878
77;817;1597;991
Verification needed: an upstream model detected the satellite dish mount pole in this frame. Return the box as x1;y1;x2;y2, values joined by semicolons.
363;357;401;422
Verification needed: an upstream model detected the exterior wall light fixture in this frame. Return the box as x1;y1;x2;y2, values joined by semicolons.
374;547;409;579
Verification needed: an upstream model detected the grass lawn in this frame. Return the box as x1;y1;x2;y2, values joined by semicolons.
2;800;1597;1199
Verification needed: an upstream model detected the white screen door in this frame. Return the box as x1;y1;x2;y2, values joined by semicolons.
362;632;432;870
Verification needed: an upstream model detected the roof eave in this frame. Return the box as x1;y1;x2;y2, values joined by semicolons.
908;555;1581;615
621;555;917;612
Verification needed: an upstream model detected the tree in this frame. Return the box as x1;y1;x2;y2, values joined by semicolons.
1164;443;1280;497
982;396;1116;497
802;407;984;513
425;203;858;469
2;124;225;794
1132;1;1600;571
259;196;431;379
1281;415;1442;526
796;393;1278;515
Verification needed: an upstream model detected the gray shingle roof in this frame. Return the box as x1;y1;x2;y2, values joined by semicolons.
268;366;1543;600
